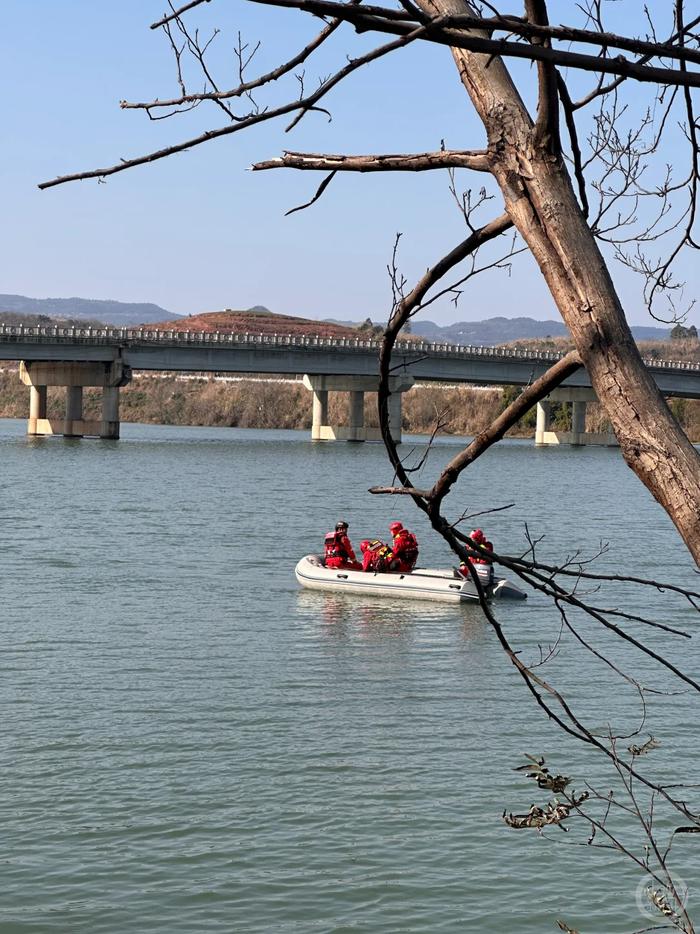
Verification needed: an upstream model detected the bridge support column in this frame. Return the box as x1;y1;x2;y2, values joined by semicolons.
311;388;329;441
65;386;84;437
303;374;414;443
101;385;121;439
388;391;403;440
536;388;618;447
20;360;131;440
571;400;587;445
348;390;365;442
28;385;47;435
535;401;551;445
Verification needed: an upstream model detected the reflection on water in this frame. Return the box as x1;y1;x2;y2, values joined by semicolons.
296;589;479;626
295;589;489;650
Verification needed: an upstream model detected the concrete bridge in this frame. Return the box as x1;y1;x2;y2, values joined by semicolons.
1;323;698;444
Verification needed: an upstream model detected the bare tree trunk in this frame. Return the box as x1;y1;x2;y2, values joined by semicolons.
418;3;700;563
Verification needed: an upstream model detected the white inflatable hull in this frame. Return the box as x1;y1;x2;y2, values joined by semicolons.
295;555;527;604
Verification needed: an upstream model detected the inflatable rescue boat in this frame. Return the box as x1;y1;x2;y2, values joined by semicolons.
295;554;527;603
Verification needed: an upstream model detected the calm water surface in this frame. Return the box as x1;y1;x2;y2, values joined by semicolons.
2;419;698;932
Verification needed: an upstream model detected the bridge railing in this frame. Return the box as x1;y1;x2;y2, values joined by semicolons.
0;323;698;372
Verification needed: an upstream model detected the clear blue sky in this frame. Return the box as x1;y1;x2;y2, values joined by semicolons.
1;1;696;326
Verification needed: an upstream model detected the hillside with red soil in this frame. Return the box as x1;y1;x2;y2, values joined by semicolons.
150;309;364;339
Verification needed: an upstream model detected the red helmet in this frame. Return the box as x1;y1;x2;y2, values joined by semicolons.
470;529;485;543
360;540;370;552
389;521;403;534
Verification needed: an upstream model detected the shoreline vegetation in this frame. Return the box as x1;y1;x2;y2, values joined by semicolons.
1;345;699;441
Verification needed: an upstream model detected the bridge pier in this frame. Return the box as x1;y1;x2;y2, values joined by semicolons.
65;386;84;437
388;391;403;441
348;390;365;442
535;388;618;446
20;361;132;439
28;385;47;434
311;387;329;442
303;374;414;443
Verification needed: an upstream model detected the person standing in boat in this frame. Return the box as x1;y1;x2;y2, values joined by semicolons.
324;521;362;570
389;521;419;572
458;529;494;583
360;539;394;573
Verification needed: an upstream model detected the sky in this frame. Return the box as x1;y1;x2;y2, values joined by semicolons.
1;1;697;326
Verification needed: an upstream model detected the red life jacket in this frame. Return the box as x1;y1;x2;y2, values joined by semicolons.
366;539;393;571
471;541;493;565
324;530;349;559
394;530;418;565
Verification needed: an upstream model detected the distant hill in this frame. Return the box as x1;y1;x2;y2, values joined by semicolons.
149;308;363;339
0;311;106;328
323;317;365;328
244;305;275;316
410;316;671;345
0;295;677;343
0;294;181;326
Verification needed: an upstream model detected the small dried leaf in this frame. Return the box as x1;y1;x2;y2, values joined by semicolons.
628;735;660;757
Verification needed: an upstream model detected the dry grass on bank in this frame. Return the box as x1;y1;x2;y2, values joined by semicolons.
0;370;505;436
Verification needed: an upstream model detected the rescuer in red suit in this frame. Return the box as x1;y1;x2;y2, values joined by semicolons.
360;539;394;573
389;521;419;572
324;521;362;569
458;528;494;580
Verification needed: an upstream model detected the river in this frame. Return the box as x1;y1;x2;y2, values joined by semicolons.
2;419;698;933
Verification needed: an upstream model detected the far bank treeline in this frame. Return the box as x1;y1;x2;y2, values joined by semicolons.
0;337;698;440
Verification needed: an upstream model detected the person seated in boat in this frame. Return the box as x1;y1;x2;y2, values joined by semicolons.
388;521;419;572
360;538;394;573
458;528;494;582
324;521;362;570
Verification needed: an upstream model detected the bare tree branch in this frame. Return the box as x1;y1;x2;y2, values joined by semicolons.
557;74;589;217
524;0;560;151
151;0;212;30
427;351;582;509
247;0;700;91
284;170;337;214
252;149;491;173
244;1;700;69
127;16;347;111
39;26;430;190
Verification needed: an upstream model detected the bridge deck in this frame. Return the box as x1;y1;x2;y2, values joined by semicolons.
0;324;698;396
